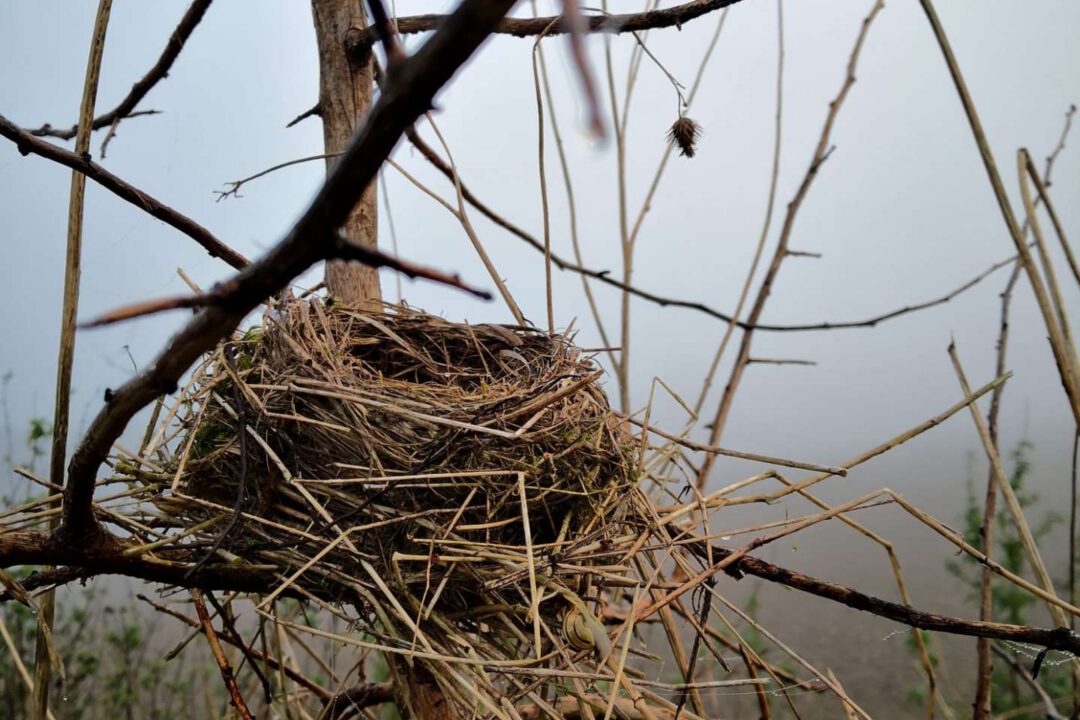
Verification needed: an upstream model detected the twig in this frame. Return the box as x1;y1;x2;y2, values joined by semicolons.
136;593;330;699
324;682;396;720
601;0;632;413
77;293;210;328
1044;104;1076;186
25;0;213;143
948;344;1075;639
0;567;92;601
531;22;557;333
917;0;1080;428
532;4;616;369
34;3;113;717
680;530;1080;655
58;0;519;543
203;591;272;704
3;523;1078;655
991;645;1067;720
0;113;249;269
420;115;523;319
1018;149;1079;375
973;263;1020;719
192;589;255;720
625;416;847;476
695;0;781;416
697;0;886;488
286;103;322;128
244;129;1018;335
78;238;492;328
1022;150;1080;287
746;357;816;367
346;0;748;59
216;153;338;202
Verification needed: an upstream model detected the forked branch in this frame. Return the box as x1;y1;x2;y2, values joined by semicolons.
346;0;749;60
25;0;214;143
0;113;249;269
57;0;519;543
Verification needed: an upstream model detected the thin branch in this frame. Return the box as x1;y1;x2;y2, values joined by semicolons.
1022;149;1080;288
136;593;331;701
35;3;113;717
77;237;490;328
401;128;1016;334
58;0;520;543
0;567;92;601
532;6;617;369
917;0;1080;428
2;526;1078;658
223;133;1018;338
991;645;1067;720
697;0;885;488
325;682;396;720
973;263;1019;719
192;589;255;720
420;115;524;321
676;533;1080;656
216;153;336;201
364;0;405;64
530;22;557;334
625;416;848;476
286;103;322;129
949;342;1074;636
0;113;249;269
346;0;749;60
25;0;214;143
746;357;816;367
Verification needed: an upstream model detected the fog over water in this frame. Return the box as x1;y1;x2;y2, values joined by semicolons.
1;1;1078;715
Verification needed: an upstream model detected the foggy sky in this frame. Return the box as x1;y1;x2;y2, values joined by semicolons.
0;2;1078;708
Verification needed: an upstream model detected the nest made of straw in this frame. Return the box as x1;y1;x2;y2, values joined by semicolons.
149;299;637;618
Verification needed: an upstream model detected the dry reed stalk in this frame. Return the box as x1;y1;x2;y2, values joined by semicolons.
35;7;114;716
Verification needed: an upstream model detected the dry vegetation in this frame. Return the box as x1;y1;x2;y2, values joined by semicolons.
1;0;1078;719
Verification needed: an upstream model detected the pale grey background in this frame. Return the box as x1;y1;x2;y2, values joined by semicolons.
1;1;1078;713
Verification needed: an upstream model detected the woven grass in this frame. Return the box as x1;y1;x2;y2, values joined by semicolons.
133;298;664;713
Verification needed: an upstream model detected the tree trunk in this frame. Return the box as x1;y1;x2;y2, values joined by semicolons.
311;0;381;307
311;3;449;717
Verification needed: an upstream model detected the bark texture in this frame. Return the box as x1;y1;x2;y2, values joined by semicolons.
312;2;438;716
312;0;381;305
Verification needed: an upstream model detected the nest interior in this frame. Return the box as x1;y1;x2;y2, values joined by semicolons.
151;299;637;619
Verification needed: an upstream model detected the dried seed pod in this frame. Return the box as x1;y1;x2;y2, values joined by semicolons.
667;116;703;158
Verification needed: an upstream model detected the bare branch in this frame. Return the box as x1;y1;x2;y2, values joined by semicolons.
135;593;332;701
403;128;1016;336
325;682;396;720
78;239;491;328
192;589;255;720
25;0;214;142
678;538;1080;656
58;0;519;542
0;113;249;269
697;0;885;487
286;103;322;129
347;0;749;61
991;645;1068;720
3;526;1078;656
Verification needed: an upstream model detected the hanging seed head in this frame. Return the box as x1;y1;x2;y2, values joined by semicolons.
667;116;702;158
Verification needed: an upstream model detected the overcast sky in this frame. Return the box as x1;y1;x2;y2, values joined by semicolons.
1;2;1078;706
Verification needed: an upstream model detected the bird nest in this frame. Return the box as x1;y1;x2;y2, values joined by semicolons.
140;297;637;635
